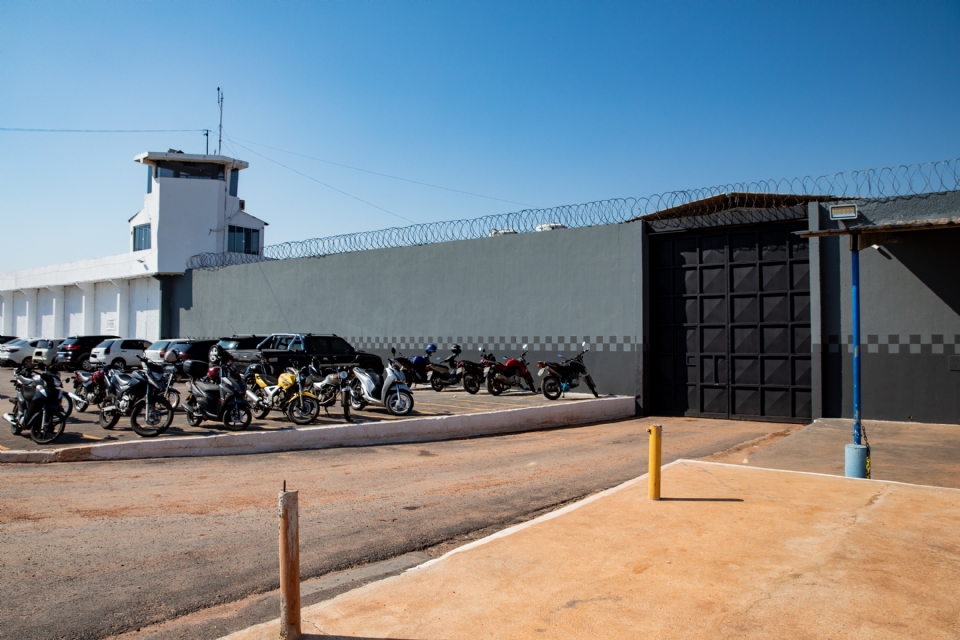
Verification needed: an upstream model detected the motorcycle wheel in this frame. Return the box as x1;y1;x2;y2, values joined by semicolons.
223;404;252;431
74;391;89;413
251;389;271;419
585;374;599;398
524;374;538;394
185;401;204;427
386;389;414;416
30;411;66;445
430;376;444;392
164;388;181;411
286;397;319;425
10;411;22;435
542;376;562;401
349;381;367;411
462;374;480;395
486;376;504;396
60;393;74;419
99;395;120;430
130;398;174;437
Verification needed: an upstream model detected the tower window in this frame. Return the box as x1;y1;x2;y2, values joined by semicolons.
133;224;151;251
228;225;260;254
146;166;153;194
155;161;224;180
229;169;240;196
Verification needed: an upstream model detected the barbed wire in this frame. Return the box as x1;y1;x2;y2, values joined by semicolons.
188;157;959;270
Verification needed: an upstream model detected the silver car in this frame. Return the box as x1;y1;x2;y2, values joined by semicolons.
90;339;152;370
0;338;44;367
32;339;65;367
144;340;172;364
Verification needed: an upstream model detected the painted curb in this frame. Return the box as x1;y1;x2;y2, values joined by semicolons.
0;396;635;464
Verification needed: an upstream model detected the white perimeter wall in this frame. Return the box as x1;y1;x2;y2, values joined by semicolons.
0;277;160;341
66;286;84;336
130;277;160;340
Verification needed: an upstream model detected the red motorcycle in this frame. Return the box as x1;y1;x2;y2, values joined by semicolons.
482;344;538;395
69;367;108;412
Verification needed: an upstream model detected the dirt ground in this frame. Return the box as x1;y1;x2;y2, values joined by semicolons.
0;415;789;640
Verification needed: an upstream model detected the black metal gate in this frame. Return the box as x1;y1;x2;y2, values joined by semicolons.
649;223;811;421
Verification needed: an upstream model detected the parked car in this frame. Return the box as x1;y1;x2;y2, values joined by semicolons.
167;339;219;363
32;339;65;367
1;338;45;367
55;335;120;371
213;335;267;367
258;333;383;375
0;336;19;345
90;339;152;370
144;340;171;364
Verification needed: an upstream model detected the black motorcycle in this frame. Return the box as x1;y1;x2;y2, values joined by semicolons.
536;342;599;400
428;345;465;392
99;356;174;437
3;364;67;444
182;359;252;430
390;347;431;386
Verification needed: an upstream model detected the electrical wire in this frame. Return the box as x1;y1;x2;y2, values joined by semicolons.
226;138;415;224
0;127;208;133
225;134;532;207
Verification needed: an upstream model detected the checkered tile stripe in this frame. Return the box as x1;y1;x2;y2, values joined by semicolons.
348;335;637;354
826;334;960;354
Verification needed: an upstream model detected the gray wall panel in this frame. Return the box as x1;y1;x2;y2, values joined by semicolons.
167;223;644;397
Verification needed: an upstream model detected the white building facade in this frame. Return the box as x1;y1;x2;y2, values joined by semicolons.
0;151;266;342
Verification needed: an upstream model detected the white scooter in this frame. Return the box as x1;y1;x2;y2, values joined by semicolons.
347;361;414;416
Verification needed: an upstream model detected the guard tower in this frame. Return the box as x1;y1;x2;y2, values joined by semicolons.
131;151;266;273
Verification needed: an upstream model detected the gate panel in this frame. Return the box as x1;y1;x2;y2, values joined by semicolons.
649;223;811;421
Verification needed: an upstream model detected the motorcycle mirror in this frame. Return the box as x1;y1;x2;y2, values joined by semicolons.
558;354;563;358
502;356;507;361
522;343;528;349
391;347;396;355
582;341;587;348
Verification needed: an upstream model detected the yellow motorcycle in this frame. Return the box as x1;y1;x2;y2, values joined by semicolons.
244;363;319;425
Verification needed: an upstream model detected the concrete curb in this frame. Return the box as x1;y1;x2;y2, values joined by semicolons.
0;396;635;464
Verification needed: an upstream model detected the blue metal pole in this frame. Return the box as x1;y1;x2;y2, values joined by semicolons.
851;244;862;445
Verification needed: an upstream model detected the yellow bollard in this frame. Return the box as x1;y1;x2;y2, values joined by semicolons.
648;425;662;500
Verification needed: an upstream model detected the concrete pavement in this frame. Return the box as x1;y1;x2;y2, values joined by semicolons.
226;460;960;639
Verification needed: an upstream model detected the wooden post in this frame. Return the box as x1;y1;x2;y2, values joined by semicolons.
648;425;662;500
278;488;301;640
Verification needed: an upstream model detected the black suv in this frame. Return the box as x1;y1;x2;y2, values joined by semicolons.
56;335;121;371
258;333;383;375
213;335;268;367
166;339;220;363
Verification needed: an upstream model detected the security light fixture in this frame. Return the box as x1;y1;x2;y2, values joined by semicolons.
830;204;858;220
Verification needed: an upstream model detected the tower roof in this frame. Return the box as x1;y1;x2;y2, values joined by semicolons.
134;151;248;170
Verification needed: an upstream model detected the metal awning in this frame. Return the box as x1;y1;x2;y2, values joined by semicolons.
795;216;960;238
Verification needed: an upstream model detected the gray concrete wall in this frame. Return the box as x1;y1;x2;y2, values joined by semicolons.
818;191;960;423
165;223;644;399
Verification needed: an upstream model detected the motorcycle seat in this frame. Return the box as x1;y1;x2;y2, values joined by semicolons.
75;371;94;382
259;374;278;386
114;373;133;384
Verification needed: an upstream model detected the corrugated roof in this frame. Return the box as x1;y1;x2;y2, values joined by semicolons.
630;192;837;223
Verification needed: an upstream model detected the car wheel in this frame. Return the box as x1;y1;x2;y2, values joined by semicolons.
21;357;32;368
111;358;126;371
80;356;94;372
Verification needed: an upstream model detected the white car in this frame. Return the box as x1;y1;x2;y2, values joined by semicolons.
32;339;65;367
0;338;44;367
89;339;152;370
144;340;172;364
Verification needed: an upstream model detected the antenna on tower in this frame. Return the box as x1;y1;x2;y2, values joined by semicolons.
203;129;210;155
217;87;224;155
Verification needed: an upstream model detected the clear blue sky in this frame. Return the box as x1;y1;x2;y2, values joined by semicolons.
2;0;958;270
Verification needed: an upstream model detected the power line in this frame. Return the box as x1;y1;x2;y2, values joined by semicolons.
226;138;415;224
226;134;532;207
0;127;208;133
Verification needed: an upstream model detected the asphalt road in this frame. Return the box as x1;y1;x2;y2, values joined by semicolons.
0;416;790;640
0;373;563;451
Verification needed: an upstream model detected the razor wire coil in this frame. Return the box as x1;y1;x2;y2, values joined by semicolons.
188;157;960;270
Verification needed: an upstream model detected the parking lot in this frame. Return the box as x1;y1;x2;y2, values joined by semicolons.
0;372;593;451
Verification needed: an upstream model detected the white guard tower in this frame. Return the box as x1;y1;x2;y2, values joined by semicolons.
0;151;266;342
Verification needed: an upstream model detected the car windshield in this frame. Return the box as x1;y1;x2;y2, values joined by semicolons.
94;340;115;350
147;341;169;351
36;340;52;349
168;342;190;353
237;337;262;349
218;340;240;350
5;339;27;348
329;337;353;354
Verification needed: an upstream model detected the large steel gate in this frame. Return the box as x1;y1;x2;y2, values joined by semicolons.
649;223;811;421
